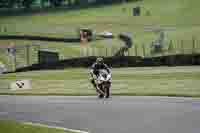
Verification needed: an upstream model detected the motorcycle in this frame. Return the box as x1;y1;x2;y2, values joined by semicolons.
94;69;112;98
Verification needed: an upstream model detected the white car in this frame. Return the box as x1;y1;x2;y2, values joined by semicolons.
98;31;114;38
0;62;7;74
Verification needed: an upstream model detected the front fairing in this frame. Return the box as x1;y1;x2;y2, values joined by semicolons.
97;73;112;84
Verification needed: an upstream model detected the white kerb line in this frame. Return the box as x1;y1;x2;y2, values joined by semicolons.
24;122;89;133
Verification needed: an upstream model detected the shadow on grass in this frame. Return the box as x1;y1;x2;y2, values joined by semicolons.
0;1;133;17
0;34;80;42
0;92;199;98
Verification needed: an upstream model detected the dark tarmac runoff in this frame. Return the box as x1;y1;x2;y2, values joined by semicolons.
0;96;200;133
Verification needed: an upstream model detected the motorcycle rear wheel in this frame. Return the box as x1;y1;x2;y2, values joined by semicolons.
98;94;104;98
105;87;110;98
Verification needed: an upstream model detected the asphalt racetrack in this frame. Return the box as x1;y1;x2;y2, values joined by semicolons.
0;96;200;133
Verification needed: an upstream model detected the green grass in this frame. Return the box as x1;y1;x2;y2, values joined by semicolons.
0;120;75;133
1;0;200;40
1;0;200;43
1;0;200;70
1;1;200;98
0;67;200;97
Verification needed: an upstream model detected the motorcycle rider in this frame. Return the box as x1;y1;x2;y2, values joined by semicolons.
89;57;111;97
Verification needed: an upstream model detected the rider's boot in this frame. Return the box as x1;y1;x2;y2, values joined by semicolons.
98;94;104;98
91;79;96;88
105;85;110;98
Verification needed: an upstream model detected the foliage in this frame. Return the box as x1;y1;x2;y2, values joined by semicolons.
0;0;140;9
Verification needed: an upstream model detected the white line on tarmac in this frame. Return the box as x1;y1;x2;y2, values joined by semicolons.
24;122;89;133
0;112;9;115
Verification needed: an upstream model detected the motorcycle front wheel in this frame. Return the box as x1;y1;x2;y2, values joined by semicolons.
97;84;105;98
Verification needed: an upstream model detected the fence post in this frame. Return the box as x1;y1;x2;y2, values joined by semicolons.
86;47;89;57
98;48;101;57
108;47;110;57
92;48;95;56
128;48;130;56
197;40;199;53
135;45;138;56
26;45;30;66
111;46;114;56
9;46;17;72
81;47;85;57
142;44;145;57
168;40;173;54
192;37;195;54
94;48;97;57
98;48;100;57
13;50;17;72
90;47;92;56
84;47;86;57
181;40;184;54
198;40;200;53
80;48;82;57
178;40;180;54
95;48;98;57
88;47;91;57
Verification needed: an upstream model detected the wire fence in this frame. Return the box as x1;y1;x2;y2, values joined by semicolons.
0;44;40;72
80;39;200;57
1;38;200;72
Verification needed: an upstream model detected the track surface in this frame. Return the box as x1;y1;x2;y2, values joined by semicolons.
0;96;200;133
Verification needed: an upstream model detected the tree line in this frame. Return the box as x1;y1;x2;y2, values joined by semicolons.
0;0;139;9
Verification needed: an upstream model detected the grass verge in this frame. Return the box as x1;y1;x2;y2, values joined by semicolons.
1;0;200;71
0;67;200;97
0;120;76;133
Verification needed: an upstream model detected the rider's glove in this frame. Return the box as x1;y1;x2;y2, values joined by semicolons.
92;74;97;80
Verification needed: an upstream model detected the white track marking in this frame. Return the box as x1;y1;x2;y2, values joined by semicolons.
0;112;9;115
24;122;89;133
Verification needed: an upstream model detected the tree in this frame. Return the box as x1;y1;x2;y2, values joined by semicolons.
8;0;17;7
0;0;18;8
22;0;35;8
40;0;48;8
67;0;72;6
49;0;64;7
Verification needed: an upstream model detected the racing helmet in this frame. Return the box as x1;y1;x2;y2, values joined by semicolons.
96;57;104;64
